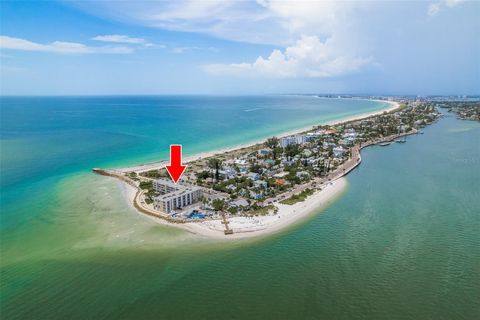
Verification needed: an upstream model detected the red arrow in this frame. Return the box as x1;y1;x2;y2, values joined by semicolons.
165;144;187;184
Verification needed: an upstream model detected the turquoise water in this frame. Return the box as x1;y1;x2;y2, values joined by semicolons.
0;95;385;226
1;96;479;319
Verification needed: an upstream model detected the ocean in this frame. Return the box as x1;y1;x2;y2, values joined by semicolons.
0;96;478;319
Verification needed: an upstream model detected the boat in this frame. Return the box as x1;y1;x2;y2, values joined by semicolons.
395;139;406;143
378;142;391;146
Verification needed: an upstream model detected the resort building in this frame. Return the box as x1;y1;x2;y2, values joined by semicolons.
279;135;307;147
153;179;203;213
153;179;179;194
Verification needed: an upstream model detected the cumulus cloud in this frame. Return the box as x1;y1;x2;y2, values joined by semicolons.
0;36;133;54
205;35;373;78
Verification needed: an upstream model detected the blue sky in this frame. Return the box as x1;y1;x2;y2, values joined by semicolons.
0;0;479;95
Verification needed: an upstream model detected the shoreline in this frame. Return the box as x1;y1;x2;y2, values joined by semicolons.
108;99;401;240
118;176;348;240
115;99;399;174
182;178;348;239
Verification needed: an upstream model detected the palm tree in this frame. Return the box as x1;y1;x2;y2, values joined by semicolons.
326;159;332;174
265;136;280;159
327;146;334;159
212;199;225;213
285;144;300;159
208;158;223;181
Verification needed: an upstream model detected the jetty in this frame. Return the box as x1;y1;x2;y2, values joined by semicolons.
221;213;234;235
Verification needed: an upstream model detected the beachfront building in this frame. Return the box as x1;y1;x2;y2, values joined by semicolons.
279;135;307;148
153;179;203;213
153;178;179;194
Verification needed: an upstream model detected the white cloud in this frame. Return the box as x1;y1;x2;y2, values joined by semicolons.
92;34;149;45
445;0;464;7
428;0;464;16
71;0;364;46
0;36;133;54
428;3;441;16
205;35;373;78
133;0;373;78
67;1;374;78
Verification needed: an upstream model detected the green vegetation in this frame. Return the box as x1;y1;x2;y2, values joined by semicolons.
137;180;159;204
208;158;223;181
196;170;212;179
212;199;226;212
139;181;153;190
264;136;280;159
141;170;164;179
247;204;277;216
280;188;315;205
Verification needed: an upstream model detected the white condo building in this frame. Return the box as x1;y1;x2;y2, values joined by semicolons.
279;135;307;148
153;179;203;213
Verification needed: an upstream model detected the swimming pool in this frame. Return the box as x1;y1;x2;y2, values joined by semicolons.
188;213;205;219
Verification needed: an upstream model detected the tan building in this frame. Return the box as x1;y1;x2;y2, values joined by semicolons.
153;179;202;213
153;179;179;194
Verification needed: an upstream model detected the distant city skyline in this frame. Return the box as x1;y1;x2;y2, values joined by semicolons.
1;0;479;95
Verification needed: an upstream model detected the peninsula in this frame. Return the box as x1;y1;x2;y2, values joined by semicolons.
94;99;442;239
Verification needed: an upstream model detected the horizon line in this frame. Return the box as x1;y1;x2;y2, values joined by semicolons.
1;93;479;98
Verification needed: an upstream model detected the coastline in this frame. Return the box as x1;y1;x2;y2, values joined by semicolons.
115;99;399;174
111;99;400;240
183;178;347;239
119;176;347;240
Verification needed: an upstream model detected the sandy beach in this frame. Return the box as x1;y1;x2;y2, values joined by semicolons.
119;177;347;240
182;178;347;239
